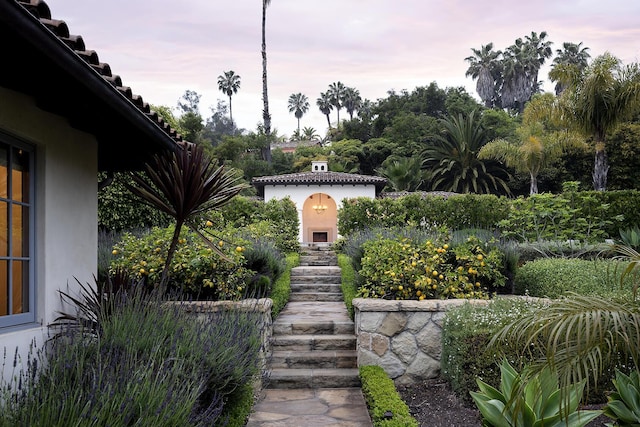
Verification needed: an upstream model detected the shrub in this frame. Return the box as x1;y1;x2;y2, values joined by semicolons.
240;238;286;297
1;286;265;426
338;253;357;320
514;258;634;299
357;235;505;300
270;252;300;319
441;297;549;404
110;225;253;300
359;365;418;427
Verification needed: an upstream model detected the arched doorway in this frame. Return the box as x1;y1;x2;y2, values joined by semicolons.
302;192;337;243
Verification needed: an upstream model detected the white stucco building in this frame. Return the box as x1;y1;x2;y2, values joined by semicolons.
252;161;387;244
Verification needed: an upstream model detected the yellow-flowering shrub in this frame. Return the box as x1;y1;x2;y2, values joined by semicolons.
110;225;253;300
357;236;505;300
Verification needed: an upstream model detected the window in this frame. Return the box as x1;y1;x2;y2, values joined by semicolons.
0;132;34;328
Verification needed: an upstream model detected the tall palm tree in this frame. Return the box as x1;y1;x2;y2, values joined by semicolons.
287;92;309;135
327;81;346;124
479;93;587;194
261;0;273;163
423;111;511;194
316;92;333;129
559;52;640;191
217;70;241;123
465;43;502;108
343;87;362;120
549;42;591;95
500;31;553;113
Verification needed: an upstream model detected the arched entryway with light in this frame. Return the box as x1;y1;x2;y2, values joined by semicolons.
302;192;337;243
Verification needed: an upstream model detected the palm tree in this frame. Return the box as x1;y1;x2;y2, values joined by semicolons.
423;111;511;194
125;145;247;289
261;0;273;163
549;42;591;95
316;92;333;129
465;43;502;108
217;70;241;123
302;127;319;140
328;81;346;124
358;98;375;121
500;31;553;113
559;52;640;191
478;93;588;194
343;87;362;120
376;156;424;191
287;92;309;135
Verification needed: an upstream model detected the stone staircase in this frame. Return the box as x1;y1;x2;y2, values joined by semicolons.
266;246;360;389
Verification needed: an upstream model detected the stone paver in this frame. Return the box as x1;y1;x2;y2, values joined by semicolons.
246;388;372;427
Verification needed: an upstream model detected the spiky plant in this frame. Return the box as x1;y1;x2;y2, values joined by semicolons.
125;145;247;289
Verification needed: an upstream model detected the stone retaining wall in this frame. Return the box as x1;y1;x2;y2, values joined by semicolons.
353;298;489;385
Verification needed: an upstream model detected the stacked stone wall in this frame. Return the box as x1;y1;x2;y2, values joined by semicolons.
353;298;489;385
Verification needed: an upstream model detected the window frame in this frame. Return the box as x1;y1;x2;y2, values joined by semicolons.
0;131;35;329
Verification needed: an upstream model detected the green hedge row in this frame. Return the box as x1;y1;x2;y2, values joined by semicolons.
514;258;634;299
359;365;418;427
338;190;640;241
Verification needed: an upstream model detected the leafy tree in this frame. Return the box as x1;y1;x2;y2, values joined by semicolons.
360;137;397;175
376;156;424;191
328;81;346;124
176;90;204;145
217;70;241;123
203;100;240;145
343;87;362;120
261;0;273;163
287;92;309;135
423;111;511;194
465;43;502;108
478;109;519;142
559;52;640;190
549;42;591;95
328;139;363;173
479;93;588;194
316;91;333;129
150;104;183;136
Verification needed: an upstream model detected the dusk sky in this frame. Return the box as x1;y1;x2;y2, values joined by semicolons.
46;0;640;139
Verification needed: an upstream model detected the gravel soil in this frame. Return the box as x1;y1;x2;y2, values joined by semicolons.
397;376;612;427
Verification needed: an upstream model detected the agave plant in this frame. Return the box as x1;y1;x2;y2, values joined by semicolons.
125;144;247;289
603;369;640;426
470;359;602;427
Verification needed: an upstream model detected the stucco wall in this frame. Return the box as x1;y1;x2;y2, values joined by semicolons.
0;88;97;383
263;183;377;242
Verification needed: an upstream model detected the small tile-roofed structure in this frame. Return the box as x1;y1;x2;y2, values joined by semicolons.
252;161;387;243
1;0;186;171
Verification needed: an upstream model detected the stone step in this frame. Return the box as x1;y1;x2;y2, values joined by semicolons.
290;283;342;293
266;368;361;389
291;266;341;275
270;350;357;369
271;334;356;351
290;276;341;285
289;292;343;302
273;320;354;335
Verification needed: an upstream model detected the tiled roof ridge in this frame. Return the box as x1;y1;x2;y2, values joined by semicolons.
17;0;186;146
252;170;387;185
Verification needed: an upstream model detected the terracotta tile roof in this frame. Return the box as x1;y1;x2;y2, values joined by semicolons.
1;0;186;171
252;171;387;186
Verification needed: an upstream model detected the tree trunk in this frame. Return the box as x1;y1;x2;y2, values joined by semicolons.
261;1;272;164
325;114;331;129
529;172;538;195
592;141;609;191
228;95;233;123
